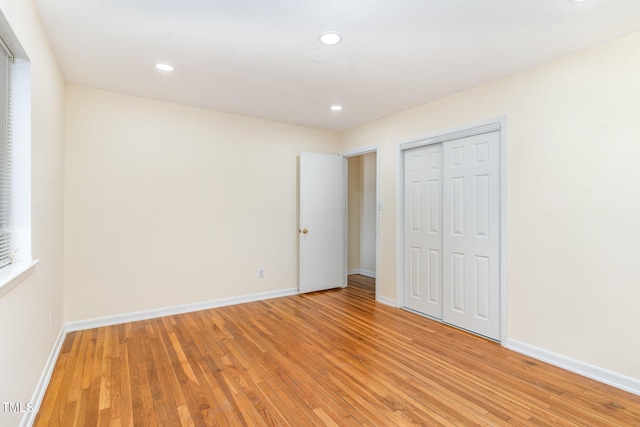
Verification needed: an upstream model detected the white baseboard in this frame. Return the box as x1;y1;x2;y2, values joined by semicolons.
66;287;299;332
347;269;376;278
20;325;66;427
376;295;396;307
505;338;640;396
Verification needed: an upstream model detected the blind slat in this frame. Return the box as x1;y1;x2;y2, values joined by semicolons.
0;38;12;267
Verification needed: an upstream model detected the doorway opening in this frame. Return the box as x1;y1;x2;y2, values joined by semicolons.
346;151;377;300
297;148;380;299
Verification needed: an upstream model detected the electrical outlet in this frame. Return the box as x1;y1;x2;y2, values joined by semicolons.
258;269;264;279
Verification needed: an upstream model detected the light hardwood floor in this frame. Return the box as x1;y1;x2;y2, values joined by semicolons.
35;275;640;426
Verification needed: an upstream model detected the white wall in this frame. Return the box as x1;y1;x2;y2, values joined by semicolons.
64;85;340;322
347;153;376;277
340;31;640;382
347;156;361;272
0;1;66;426
360;153;376;275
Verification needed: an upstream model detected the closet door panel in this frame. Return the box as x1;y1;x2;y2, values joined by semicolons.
404;144;443;318
442;132;500;340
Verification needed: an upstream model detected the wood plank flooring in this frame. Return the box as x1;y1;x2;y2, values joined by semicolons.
35;275;640;426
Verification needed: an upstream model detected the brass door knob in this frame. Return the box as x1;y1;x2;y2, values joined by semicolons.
300;228;309;234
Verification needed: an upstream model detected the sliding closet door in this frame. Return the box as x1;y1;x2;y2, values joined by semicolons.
442;131;500;340
404;144;443;318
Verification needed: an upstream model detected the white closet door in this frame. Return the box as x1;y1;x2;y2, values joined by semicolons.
404;144;443;318
442;131;500;340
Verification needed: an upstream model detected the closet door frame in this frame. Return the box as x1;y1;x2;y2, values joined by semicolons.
396;117;508;343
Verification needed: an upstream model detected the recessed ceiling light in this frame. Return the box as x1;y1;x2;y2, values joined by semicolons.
320;32;342;46
155;63;174;72
330;105;343;111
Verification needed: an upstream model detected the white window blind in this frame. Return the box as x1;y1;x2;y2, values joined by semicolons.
0;38;13;269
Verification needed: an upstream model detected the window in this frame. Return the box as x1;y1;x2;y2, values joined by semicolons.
0;10;35;298
0;35;13;268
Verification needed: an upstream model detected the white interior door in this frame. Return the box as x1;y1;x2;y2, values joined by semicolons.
299;151;345;293
404;144;443;318
442;131;500;340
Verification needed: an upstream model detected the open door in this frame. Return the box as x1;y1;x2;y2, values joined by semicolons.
299;151;345;293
